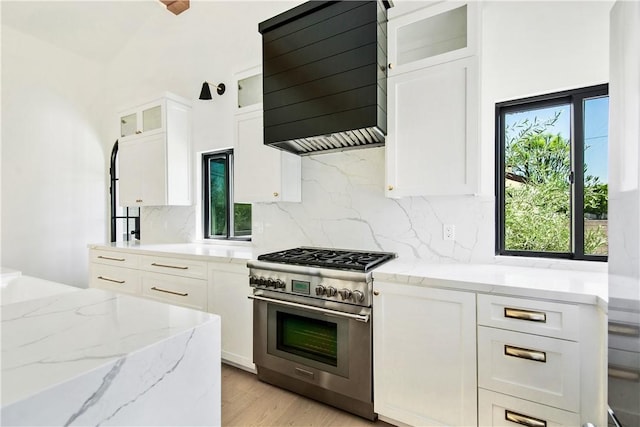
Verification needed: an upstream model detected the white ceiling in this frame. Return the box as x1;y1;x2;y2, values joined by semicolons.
1;1;167;63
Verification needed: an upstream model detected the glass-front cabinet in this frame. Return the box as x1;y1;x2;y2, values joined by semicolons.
387;1;478;77
119;101;165;140
234;65;263;113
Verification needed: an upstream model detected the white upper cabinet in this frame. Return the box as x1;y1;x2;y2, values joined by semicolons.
386;56;479;197
387;1;478;77
234;109;301;203
232;67;301;203
385;2;480;198
117;93;192;207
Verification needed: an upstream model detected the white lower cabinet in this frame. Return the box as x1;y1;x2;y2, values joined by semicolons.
141;272;207;311
208;262;254;371
479;389;580;427
90;263;141;295
373;281;477;426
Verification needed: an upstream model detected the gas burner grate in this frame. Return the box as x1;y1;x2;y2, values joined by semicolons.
257;247;396;272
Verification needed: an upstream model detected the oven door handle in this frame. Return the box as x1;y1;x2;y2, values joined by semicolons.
248;295;370;323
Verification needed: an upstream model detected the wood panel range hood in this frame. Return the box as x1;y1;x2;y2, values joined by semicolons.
259;1;392;156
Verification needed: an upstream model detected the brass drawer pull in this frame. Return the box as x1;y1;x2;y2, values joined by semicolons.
504;307;547;323
98;255;125;262
609;321;640;337
151;262;188;270
505;345;547;363
505;410;547;427
609;365;640;382
151;286;188;297
98;276;125;284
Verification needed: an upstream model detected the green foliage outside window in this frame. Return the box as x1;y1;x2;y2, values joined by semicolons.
504;114;607;254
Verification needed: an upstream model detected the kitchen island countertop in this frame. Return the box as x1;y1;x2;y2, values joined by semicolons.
1;282;221;426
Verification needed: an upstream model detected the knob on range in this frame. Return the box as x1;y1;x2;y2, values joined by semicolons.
326;286;337;297
338;288;352;300
275;279;286;289
352;290;365;302
315;285;326;295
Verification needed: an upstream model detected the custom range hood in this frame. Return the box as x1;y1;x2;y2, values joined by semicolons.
259;0;392;156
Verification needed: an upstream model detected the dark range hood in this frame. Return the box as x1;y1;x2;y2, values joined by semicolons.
259;1;392;156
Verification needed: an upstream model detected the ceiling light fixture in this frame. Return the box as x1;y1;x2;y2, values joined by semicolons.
199;82;226;100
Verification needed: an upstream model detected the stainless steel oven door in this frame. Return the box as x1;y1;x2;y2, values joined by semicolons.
252;294;373;403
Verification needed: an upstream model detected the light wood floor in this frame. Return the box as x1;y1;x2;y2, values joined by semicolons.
222;364;393;427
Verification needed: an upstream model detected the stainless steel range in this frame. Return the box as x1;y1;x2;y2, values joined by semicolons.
248;247;396;420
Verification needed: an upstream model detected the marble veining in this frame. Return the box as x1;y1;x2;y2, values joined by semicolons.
2;288;221;426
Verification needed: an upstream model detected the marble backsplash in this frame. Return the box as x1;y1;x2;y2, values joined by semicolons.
141;147;495;263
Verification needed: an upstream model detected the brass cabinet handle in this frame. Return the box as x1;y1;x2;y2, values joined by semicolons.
273;192;279;197
387;185;394;191
151;262;188;270
135;199;143;203
135;130;142;134
98;275;125;284
609;321;640;337
505;410;547;427
609;365;640;382
151;286;188;297
504;307;547;323
388;63;394;69
373;290;380;296
97;255;125;262
504;345;546;363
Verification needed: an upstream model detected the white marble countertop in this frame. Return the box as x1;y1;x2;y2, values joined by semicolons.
374;259;608;307
1;273;81;305
89;241;255;264
1;287;218;408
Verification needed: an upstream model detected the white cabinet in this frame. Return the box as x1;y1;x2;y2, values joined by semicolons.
373;281;477;426
477;294;606;427
387;1;479;77
117;93;192;207
208;262;254;370
89;248;207;311
233;109;301;203
385;57;478;197
385;2;479;198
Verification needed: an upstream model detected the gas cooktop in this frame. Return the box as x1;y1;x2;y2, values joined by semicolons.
256;247;396;272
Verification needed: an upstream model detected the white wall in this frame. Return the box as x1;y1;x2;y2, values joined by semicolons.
1;27;106;286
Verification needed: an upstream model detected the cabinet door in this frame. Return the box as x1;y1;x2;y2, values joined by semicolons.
208;263;254;370
373;281;477;426
234;110;301;203
119;135;167;207
387;1;478;77
386;57;478;197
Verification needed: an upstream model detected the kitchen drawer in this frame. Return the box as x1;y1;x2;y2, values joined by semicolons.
90;264;141;295
90;249;140;269
478;389;580;427
141;272;207;310
477;294;579;341
478;326;580;412
608;308;640;353
140;255;207;279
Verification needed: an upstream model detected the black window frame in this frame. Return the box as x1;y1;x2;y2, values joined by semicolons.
110;140;140;242
202;150;251;241
495;84;608;262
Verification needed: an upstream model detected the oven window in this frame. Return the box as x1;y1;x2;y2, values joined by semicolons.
276;311;338;367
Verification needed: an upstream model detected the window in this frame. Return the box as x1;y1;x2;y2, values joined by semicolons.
496;84;608;261
202;150;251;240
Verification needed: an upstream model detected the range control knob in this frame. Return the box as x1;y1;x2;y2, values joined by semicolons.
275;279;286;289
326;286;337;297
315;285;326;296
249;276;258;286
352;290;365;302
267;279;276;288
258;277;267;287
338;288;352;301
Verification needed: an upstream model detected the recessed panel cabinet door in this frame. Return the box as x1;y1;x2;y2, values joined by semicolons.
386;57;478;197
234;110;301;203
373;281;477;426
119;135;167;207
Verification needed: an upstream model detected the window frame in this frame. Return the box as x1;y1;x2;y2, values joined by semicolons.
495;84;608;262
202;149;251;241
